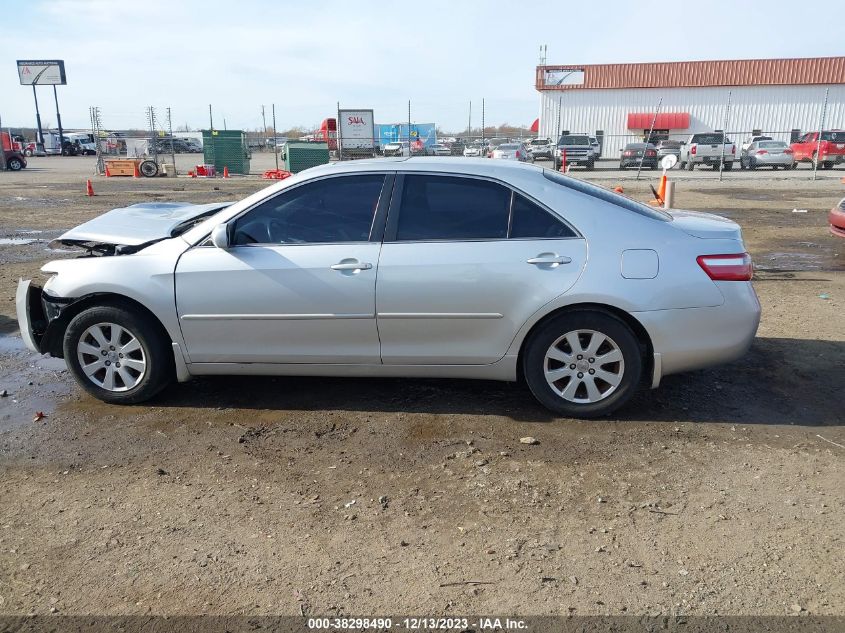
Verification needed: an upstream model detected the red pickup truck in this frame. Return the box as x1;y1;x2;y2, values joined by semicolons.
790;130;845;169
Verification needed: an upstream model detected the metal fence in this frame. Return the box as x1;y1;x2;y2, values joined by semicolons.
5;94;843;180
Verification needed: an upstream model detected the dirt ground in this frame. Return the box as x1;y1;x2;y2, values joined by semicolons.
0;160;843;618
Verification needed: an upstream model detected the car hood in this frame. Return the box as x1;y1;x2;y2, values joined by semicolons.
668;209;742;240
49;201;231;251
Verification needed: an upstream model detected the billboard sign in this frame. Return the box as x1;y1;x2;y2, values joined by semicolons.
376;123;437;149
17;60;67;85
338;109;375;153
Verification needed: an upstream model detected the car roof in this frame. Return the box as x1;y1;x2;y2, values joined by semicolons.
301;157;544;179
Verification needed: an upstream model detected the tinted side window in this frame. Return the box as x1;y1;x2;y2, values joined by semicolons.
232;175;384;245
395;175;510;241
509;194;576;239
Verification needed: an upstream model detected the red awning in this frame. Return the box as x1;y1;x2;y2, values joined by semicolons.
530;118;539;133
627;112;690;129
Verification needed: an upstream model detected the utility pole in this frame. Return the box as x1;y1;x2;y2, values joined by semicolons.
481;98;485;145
813;87;829;182
208;104;213;131
167;107;175;170
719;91;731;182
272;103;278;170
408;100;412;149
261;105;267;142
467;101;471;142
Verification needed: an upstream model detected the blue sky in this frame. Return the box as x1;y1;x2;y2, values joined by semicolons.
2;0;843;133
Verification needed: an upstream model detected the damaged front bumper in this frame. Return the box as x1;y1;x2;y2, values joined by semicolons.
16;279;74;356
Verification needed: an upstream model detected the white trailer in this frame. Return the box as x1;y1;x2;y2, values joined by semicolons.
337;109;375;158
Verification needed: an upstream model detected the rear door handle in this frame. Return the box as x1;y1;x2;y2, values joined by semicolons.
331;260;372;271
527;255;572;265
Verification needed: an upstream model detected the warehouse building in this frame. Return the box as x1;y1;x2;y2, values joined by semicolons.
536;57;845;156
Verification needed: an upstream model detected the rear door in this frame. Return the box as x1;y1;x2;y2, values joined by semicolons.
375;173;586;365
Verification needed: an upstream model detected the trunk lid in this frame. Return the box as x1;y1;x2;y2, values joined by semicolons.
668;209;743;240
50;201;231;252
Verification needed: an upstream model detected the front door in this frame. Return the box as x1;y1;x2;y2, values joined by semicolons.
175;174;390;364
376;174;586;365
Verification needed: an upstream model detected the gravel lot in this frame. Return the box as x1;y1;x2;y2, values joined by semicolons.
0;158;843;618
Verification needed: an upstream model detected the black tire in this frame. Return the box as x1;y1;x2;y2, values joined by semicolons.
586;160;595;171
139;159;159;177
7;158;24;171
63;303;173;404
679;161;686;169
749;159;757;171
823;162;833;170
791;162;798;170
723;162;733;171
523;310;642;418
686;160;694;171
24;148;33;157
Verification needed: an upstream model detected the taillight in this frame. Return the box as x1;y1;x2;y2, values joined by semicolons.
784;148;793;155
755;150;768;155
623;150;633;156
731;145;736;154
691;146;697;155
646;150;656;157
697;253;753;281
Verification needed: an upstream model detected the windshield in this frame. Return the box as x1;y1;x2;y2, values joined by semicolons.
530;139;549;146
499;144;519;150
692;133;730;144
542;170;671;221
557;135;590;146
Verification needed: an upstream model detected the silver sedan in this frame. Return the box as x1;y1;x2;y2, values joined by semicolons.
17;158;760;418
741;140;795;170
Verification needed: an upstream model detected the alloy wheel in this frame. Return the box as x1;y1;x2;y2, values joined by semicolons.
543;329;625;404
76;322;147;392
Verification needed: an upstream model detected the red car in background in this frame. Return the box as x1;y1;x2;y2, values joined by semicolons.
790;130;845;169
829;198;845;238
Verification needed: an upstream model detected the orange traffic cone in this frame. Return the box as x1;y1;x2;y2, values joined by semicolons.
223;166;230;178
614;186;624;194
104;163;111;177
656;173;667;203
133;161;141;178
86;179;95;196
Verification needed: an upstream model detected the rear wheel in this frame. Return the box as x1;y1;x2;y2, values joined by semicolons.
686;160;695;171
63;304;173;404
823;162;834;170
523;311;642;418
7;158;23;171
723;162;733;171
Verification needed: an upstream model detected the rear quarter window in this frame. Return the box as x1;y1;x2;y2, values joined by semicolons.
542;170;671;222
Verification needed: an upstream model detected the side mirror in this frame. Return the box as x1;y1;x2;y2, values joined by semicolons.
211;223;230;249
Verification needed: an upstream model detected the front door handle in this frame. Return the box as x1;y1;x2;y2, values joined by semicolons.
527;254;572;265
331;260;372;271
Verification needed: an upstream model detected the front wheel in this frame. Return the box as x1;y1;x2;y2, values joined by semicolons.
7;158;24;171
586;160;595;171
63;304;173;404
523;311;642;418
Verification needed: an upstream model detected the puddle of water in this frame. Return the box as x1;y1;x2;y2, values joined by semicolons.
0;335;71;432
0;237;43;245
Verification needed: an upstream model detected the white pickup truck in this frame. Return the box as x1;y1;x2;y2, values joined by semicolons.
679;133;736;171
